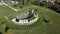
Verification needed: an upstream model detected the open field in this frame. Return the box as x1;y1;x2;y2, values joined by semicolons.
0;5;60;34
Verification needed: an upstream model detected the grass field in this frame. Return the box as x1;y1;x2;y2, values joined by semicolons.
0;5;60;34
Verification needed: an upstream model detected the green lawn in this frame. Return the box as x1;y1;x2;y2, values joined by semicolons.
0;5;60;34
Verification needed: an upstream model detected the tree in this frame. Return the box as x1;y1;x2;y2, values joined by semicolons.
0;32;2;34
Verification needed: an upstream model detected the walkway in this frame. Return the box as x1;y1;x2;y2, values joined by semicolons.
2;0;18;12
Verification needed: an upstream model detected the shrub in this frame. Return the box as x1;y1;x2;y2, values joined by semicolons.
0;32;2;34
55;8;60;13
44;18;49;23
39;2;44;6
5;26;10;32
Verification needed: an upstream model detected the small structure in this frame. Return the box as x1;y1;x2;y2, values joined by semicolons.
11;1;19;5
11;1;19;7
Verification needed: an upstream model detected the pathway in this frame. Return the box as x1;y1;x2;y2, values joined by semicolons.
2;0;18;12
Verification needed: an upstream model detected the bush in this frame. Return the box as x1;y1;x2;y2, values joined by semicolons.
44;18;49;23
0;32;2;34
51;5;58;10
39;2;44;6
20;6;23;8
55;8;60;13
0;22;4;25
5;26;10;32
47;5;60;13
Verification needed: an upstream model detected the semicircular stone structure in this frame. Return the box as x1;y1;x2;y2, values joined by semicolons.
11;9;38;25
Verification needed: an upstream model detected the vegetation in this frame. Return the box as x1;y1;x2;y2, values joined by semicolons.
39;0;60;13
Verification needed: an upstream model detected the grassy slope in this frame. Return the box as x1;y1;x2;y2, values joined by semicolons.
2;5;43;30
12;6;60;34
0;5;60;34
27;6;60;34
0;5;17;19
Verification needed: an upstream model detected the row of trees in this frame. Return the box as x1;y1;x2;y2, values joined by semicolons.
3;0;60;6
40;0;60;13
11;0;40;5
